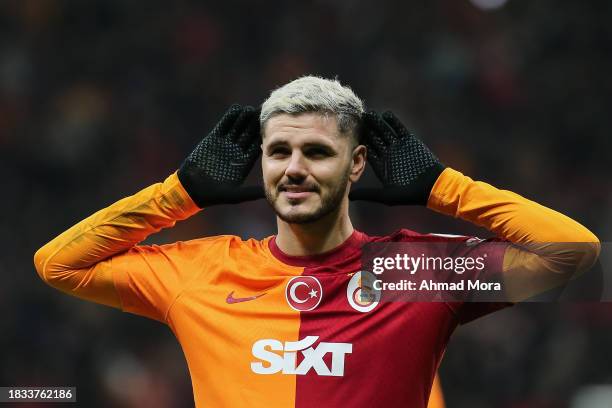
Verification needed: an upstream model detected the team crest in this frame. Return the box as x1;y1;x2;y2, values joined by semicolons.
285;276;323;312
347;271;380;313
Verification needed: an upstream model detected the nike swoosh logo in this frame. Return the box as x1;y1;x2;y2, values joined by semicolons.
226;291;267;304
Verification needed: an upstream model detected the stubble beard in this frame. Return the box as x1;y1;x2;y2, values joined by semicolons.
265;170;350;225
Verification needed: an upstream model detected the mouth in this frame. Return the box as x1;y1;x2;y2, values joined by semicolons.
278;185;318;200
282;191;313;200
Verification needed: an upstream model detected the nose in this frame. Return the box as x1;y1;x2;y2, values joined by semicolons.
284;151;308;180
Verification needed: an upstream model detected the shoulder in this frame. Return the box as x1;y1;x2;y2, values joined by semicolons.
136;235;270;260
359;229;505;259
363;228;484;243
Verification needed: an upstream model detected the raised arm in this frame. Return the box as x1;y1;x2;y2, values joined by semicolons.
34;105;263;313
33;173;199;308
427;168;600;301
351;111;600;302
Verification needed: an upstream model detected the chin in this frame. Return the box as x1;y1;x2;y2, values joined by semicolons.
276;206;321;224
266;191;337;225
278;213;322;225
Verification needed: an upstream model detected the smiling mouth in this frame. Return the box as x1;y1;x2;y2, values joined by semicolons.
281;191;314;202
278;184;318;193
282;188;315;193
278;185;318;201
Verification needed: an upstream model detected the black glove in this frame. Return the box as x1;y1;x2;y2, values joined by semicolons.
177;104;264;207
350;111;445;206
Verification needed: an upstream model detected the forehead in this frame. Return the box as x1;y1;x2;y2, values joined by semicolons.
262;112;341;146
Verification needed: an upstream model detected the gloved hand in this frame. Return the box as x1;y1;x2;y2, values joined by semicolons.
177;104;264;207
350;111;445;206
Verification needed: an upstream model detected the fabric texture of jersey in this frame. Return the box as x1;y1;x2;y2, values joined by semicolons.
110;227;507;407
34;169;600;408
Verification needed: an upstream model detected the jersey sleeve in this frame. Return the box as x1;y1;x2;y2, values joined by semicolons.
109;238;218;322
428;168;600;307
33;172;201;321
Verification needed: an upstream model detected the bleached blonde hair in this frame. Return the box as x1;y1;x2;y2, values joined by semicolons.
260;75;365;140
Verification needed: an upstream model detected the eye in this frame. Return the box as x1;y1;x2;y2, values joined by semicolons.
268;146;290;157
305;147;332;158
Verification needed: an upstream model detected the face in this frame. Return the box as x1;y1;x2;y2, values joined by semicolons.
261;112;366;224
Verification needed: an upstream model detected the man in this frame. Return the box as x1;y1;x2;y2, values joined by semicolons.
35;76;599;407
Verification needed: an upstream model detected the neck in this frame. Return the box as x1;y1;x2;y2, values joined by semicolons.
275;199;354;256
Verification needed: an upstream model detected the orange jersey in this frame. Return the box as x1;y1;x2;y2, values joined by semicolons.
34;169;599;407
112;228;504;407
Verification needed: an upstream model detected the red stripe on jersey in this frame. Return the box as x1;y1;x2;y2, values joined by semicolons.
270;229;508;407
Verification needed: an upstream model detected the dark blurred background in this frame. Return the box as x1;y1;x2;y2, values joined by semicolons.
2;0;611;407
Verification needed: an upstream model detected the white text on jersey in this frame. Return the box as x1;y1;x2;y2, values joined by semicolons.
251;336;353;377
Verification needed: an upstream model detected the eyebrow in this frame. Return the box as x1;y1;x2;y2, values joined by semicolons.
265;139;337;151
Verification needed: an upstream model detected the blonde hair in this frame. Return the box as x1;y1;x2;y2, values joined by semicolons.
260;75;364;139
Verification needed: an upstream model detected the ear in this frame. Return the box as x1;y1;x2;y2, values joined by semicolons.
349;144;367;183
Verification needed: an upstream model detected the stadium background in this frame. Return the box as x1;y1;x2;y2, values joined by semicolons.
2;1;611;407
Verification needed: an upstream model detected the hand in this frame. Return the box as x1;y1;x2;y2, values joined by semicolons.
349;111;445;206
178;104;264;207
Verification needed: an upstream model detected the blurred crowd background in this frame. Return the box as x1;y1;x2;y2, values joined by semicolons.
2;0;611;407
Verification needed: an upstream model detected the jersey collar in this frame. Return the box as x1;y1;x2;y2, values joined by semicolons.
268;230;367;268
